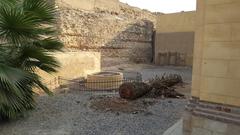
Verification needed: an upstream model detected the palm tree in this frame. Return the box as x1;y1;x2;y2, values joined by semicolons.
0;0;63;120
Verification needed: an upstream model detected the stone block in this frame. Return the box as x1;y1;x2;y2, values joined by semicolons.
194;27;204;42
192;58;202;75
205;3;240;23
204;24;231;42
228;61;240;79
202;45;240;60
200;77;240;98
201;59;228;78
225;96;240;107
231;23;240;41
200;93;227;105
192;75;201;89
206;0;239;5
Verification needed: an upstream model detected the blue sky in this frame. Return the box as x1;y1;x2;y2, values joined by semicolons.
119;0;197;13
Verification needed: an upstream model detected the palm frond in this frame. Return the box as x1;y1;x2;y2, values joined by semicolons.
0;0;62;120
34;38;64;52
0;0;18;7
0;64;35;119
18;44;60;73
23;0;56;24
0;7;40;44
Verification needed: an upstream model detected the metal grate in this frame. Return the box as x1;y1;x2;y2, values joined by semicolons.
58;72;142;91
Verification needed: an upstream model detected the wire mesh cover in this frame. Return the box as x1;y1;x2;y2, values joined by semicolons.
59;71;142;91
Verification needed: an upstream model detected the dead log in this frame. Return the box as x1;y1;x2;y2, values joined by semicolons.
147;74;185;98
149;74;183;89
119;82;151;100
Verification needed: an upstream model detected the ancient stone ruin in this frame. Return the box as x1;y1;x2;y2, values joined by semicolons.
56;0;157;64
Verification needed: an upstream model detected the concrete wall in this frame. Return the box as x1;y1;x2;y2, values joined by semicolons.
38;52;101;89
154;12;196;66
155;32;195;66
56;0;120;11
192;0;240;107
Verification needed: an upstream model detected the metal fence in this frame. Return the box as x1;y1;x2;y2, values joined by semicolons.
58;71;142;92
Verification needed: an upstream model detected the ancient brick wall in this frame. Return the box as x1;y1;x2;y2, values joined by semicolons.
55;0;156;64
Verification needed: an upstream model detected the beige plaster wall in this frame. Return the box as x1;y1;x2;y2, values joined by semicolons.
192;0;240;106
56;0;119;11
155;12;196;66
38;52;101;89
156;11;196;33
155;32;195;66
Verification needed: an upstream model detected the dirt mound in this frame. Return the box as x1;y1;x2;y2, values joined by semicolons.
90;96;156;113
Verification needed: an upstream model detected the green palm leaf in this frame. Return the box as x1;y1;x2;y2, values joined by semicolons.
23;0;56;24
0;0;62;120
0;7;40;44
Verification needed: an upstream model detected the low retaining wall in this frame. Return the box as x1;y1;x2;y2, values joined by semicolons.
38;51;101;90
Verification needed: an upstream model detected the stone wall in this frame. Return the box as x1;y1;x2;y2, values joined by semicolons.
154;12;196;66
183;0;240;135
192;0;240;106
38;52;101;89
55;0;156;64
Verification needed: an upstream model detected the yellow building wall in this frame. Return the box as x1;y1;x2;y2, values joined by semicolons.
192;0;240;106
191;0;205;97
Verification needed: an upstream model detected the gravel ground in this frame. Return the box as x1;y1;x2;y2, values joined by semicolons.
0;90;187;135
0;64;190;135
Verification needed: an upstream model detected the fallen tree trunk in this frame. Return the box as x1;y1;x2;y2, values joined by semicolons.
119;82;151;100
147;74;184;98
